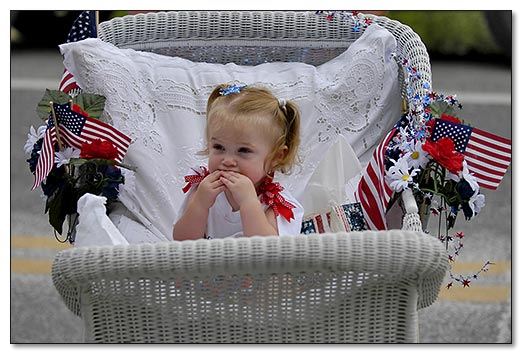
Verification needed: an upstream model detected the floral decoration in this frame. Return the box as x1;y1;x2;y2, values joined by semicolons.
25;89;133;243
317;11;510;289
383;55;495;288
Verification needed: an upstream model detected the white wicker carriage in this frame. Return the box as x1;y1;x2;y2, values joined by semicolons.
52;11;448;343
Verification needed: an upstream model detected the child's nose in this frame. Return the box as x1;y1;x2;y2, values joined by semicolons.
222;155;237;167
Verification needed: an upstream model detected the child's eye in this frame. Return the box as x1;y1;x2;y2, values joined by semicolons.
212;144;225;151
238;147;253;154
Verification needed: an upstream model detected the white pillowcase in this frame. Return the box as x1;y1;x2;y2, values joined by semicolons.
60;23;401;241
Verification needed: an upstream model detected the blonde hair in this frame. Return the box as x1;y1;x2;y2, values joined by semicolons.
204;83;300;174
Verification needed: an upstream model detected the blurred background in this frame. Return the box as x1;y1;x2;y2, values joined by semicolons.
10;10;512;64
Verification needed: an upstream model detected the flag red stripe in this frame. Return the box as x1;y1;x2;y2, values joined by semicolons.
466;171;502;190
58;126;84;150
357;183;376;229
32;127;56;190
466;142;511;164
469;134;511;155
467;169;502;184
465;157;509;177
355;127;396;230
358;176;386;230
472;126;512;146
358;159;390;230
81;129;129;154
59;125;128;162
59;70;79;93
60;82;80;94
315;215;325;233
465;150;510;170
84;118;132;147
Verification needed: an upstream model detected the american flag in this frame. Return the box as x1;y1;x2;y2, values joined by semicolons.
354;126;398;230
431;118;511;190
58;11;97;94
32;103;131;190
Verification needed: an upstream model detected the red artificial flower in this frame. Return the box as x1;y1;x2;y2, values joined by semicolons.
422;137;464;174
71;103;89;117
440;114;462;124
80;139;119;161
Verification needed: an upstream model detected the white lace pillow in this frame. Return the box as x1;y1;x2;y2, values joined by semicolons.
60;24;401;240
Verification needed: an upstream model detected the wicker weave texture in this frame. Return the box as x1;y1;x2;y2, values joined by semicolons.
97;11;431;96
52;231;448;343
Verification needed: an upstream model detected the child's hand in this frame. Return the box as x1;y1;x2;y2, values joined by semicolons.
192;170;226;209
219;171;258;208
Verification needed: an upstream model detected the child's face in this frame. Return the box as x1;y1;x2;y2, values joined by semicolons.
208;123;273;188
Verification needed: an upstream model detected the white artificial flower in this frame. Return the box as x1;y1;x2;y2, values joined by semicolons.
405;140;430;169
447;161;480;194
468;191;486;218
460;160;480;192
386;157;420;192
397;126;414;152
24;125;47;155
54;147;81;168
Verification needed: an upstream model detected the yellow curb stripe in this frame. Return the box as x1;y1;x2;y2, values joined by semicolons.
11;259;53;274
449;261;510;275
11;236;72;250
438;285;511;302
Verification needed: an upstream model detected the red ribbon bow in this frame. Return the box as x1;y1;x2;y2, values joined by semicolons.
258;179;296;222
182;166;210;193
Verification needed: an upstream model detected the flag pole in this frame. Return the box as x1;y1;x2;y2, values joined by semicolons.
49;101;64;151
95;10;100;37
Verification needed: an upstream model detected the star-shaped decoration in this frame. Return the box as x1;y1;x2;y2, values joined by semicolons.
454;231;465;239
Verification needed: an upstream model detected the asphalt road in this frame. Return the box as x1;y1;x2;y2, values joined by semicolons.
9;50;512;343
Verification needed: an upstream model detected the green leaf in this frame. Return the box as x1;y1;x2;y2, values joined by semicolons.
430;100;460;118
45;188;66;235
36;89;71;120
72;93;106;119
45;180;78;235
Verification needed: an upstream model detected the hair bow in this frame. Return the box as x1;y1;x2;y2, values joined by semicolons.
219;84;247;96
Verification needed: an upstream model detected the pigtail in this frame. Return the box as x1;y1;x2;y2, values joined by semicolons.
281;100;301;172
206;84;228;114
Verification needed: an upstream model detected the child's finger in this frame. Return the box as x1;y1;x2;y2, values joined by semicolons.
219;176;235;187
210;178;225;189
203;170;222;183
221;171;240;182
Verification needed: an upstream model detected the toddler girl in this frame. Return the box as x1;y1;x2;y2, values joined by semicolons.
173;83;303;240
